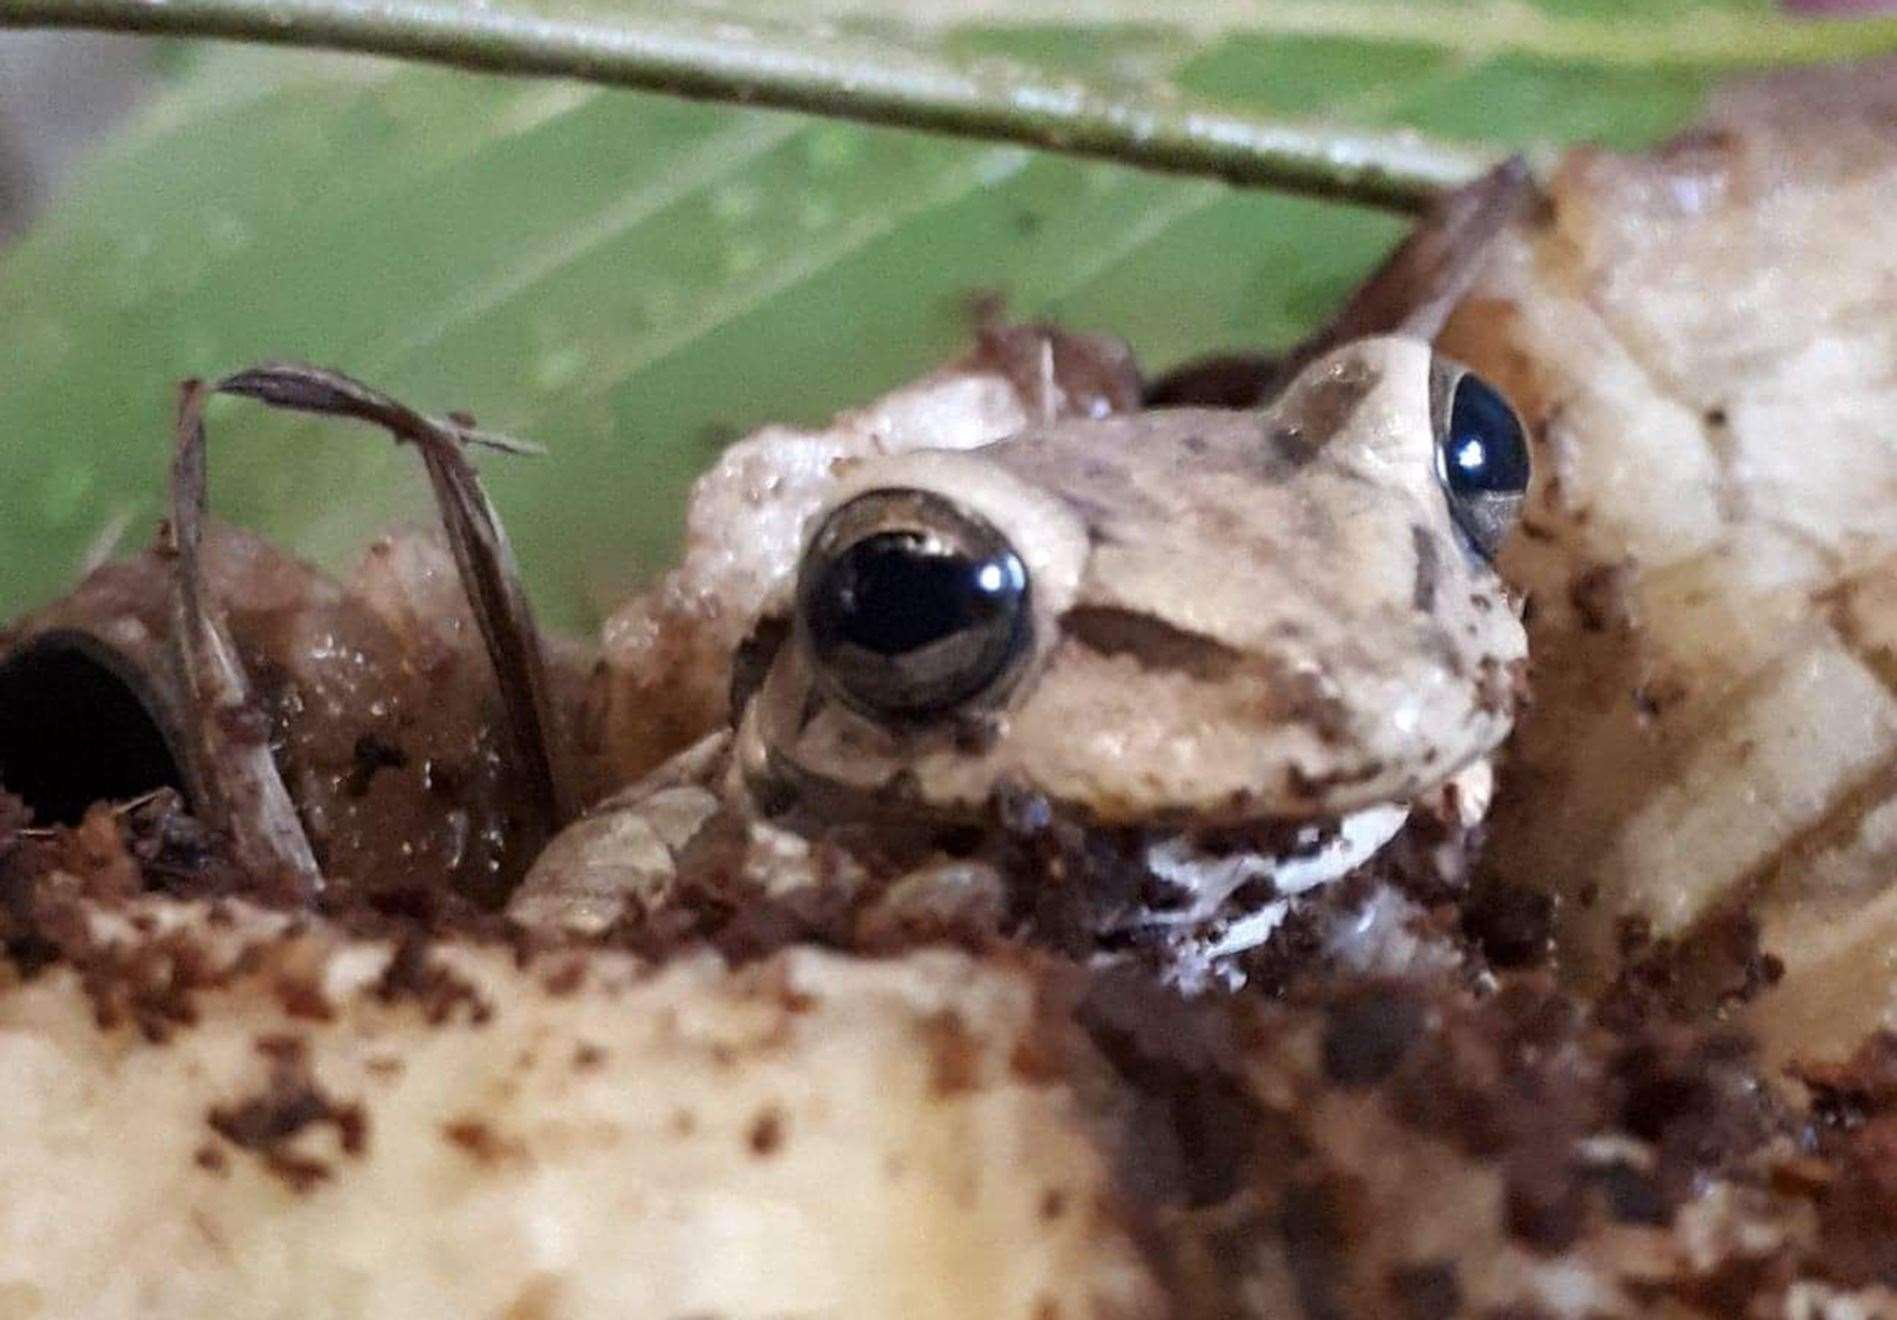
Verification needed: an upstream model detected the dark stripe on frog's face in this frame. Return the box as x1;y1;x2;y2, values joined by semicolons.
1063;606;1244;681
1412;523;1442;613
1061;606;1355;746
1261;355;1381;470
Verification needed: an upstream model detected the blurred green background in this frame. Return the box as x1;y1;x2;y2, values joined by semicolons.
0;1;1886;633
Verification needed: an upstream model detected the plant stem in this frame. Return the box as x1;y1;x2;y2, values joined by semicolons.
0;0;1502;213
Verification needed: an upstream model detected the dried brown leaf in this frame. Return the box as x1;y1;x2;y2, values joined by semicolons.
168;381;324;900
214;365;571;859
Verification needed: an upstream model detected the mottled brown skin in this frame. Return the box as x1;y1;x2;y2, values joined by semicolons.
514;339;1526;988
746;337;1523;828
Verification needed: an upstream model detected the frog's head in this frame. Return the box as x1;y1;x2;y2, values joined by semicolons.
734;336;1529;830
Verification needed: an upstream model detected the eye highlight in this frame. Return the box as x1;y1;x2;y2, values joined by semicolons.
1432;364;1530;558
797;489;1031;721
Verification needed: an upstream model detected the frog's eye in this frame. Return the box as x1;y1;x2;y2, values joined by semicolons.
797;489;1031;721
1433;366;1530;558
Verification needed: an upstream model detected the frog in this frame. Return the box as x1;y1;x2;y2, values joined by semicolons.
509;325;1532;991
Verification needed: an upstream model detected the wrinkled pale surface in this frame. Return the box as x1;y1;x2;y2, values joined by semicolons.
0;908;1160;1320
1439;63;1897;1062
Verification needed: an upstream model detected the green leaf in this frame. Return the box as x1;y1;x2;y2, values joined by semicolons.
1;3;1891;630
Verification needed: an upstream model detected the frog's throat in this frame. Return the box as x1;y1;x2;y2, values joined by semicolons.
1134;801;1412;935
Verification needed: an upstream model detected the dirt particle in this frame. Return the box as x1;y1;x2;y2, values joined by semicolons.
1632;677;1690;721
1504;1145;1586;1252
1323;984;1425;1087
1568;562;1633;634
920;1009;981;1096
1591;1159;1666;1225
343;732;408;799
254;1033;306;1066
1796;1031;1897;1130
272;971;335;1021
540;956;586;997
1389;1260;1461;1320
1279;1176;1350;1320
374;933;492;1026
1462;883;1555;969
209;1083;326;1150
1483;1305;1557;1320
442;1117;524;1166
205;1036;368;1192
206;1098;338;1192
748;1107;785;1157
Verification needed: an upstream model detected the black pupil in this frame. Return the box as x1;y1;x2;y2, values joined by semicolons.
807;527;1026;716
1444;373;1529;496
825;533;994;656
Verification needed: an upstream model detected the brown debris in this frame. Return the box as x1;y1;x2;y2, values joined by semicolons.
214;363;572;875
1388;1261;1462;1320
1565;563;1634;635
0;806;258;1039
1073;966;1263;1209
919;1009;982;1097
168;381;324;902
1131;965;1834;1315
1460;881;1556;970
748;1107;786;1157
597;818;865;969
119;790;252;902
373;933;493;1027
1;515;570;916
2;762;1896;1313
1321;982;1427;1087
1600;911;1785;1028
1798;1031;1897;1131
206;1036;367;1193
442;1117;526;1167
1789;1033;1897;1289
